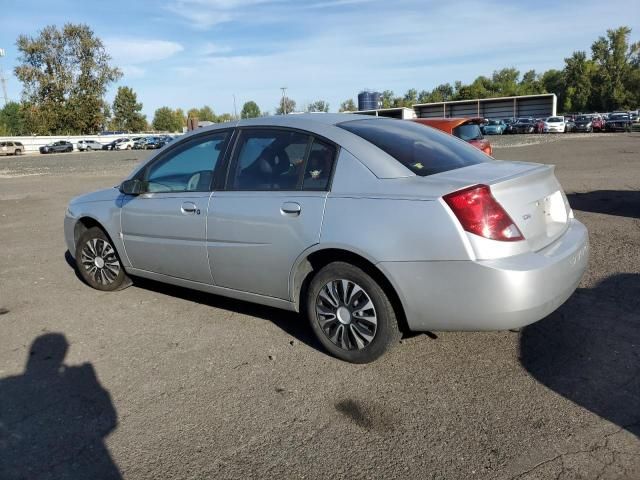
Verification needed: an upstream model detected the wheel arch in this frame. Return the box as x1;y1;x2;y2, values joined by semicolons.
73;216;126;266
290;245;410;334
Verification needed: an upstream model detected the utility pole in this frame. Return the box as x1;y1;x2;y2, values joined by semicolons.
233;94;238;119
0;48;8;106
280;87;287;115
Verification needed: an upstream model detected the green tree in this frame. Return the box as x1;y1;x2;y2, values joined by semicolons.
0;101;27;135
491;68;520;96
198;105;216;122
217;113;234;123
241;101;261;118
380;90;395;108
14;23;121;134
307;100;329;112
175;108;186;128
152;106;182;132
563;51;594;112
112;86;146;132
187;108;200;119
402;88;418;107
339;99;356;112
276;97;296;115
591;26;638;110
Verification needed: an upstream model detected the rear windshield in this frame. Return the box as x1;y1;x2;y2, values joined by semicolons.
338;118;492;177
452;124;483;141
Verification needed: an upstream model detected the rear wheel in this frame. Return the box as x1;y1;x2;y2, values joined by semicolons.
307;262;401;363
75;227;129;291
15;149;22;155
86;146;92;151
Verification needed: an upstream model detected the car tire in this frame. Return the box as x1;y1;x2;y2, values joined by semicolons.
306;261;401;363
15;149;22;155
127;145;132;150
86;146;92;151
75;226;130;292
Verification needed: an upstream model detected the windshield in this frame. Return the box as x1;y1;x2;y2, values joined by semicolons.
576;116;589;121
610;113;628;120
452;124;483;141
488;120;500;125
338;118;491;177
517;118;531;124
547;117;563;123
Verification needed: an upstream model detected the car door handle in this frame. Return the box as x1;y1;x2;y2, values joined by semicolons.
181;202;199;215
281;202;301;216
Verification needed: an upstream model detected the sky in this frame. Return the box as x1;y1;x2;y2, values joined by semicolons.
0;0;639;118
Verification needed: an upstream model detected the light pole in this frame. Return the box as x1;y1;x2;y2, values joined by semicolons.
280;87;287;115
0;48;8;106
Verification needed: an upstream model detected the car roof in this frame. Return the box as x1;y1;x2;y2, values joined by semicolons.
138;113;415;179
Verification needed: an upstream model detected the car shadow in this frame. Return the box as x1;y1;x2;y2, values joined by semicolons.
64;250;320;352
566;190;640;219
519;273;640;437
0;333;122;479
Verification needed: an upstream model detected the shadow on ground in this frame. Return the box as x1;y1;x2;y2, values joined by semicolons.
566;190;640;219
0;333;121;479
520;273;640;437
65;249;320;352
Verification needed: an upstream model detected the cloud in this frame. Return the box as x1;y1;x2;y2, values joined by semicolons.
105;38;184;65
120;65;146;78
163;0;286;29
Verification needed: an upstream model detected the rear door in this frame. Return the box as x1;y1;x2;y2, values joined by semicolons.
121;130;231;283
207;128;337;299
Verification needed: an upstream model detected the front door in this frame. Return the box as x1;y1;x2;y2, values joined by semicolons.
207;128;337;299
121;131;230;284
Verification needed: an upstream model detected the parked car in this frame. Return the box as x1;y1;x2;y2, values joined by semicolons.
564;118;576;133
543;116;566;133
412;118;492;155
592;116;605;132
535;118;545;134
102;138;129;151
0;141;24;155
605;113;632;132
511;118;536;134
482;120;506;135
64;114;588;363
141;136;167;150
77;140;103;151
39;141;73;154
115;137;142;150
502;118;517;134
573;115;594;133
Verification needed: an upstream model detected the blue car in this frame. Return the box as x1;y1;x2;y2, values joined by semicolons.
483;119;506;135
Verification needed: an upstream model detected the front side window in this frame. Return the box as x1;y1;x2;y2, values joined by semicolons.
339;118;491;177
229;129;311;191
144;132;229;193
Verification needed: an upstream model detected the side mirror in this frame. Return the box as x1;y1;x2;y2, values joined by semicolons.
119;179;144;195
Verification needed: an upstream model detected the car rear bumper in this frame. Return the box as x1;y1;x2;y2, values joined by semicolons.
379;218;589;331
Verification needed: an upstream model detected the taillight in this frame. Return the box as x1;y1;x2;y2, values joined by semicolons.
443;184;524;242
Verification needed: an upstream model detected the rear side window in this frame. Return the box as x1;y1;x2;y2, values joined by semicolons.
303;139;336;191
229;129;311;191
338;118;491;177
452;124;483;141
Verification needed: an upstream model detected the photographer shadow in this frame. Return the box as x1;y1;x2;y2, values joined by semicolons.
520;273;640;436
0;333;121;479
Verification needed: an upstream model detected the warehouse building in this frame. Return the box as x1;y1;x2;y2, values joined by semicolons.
413;93;557;119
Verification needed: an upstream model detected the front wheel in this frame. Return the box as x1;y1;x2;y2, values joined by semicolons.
75;227;130;291
307;262;401;363
86;146;92;151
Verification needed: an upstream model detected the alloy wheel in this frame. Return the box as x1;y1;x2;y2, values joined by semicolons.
315;279;378;351
80;238;121;286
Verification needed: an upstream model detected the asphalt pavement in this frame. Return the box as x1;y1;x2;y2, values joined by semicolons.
0;133;638;479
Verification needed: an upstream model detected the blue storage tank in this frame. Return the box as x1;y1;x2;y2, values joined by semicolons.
358;91;381;111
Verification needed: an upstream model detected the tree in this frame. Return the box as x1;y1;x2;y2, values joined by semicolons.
216;113;234;123
0;102;27;135
112;86;146;132
491;68;520;96
562;51;594;112
152;107;182;132
380;90;395;108
591;26;638;110
198;105;216;122
241;101;261;118
187;108;200;120
402;89;418;107
339;99;356;112
306;100;329;112
174;108;186;129
14;23;121;134
276;96;296;115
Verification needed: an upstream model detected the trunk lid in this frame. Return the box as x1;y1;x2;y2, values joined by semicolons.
434;161;570;252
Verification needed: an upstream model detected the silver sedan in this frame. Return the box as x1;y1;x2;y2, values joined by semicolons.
64;114;588;363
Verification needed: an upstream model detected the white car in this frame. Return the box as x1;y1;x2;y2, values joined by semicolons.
115;138;139;150
544;116;566;133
